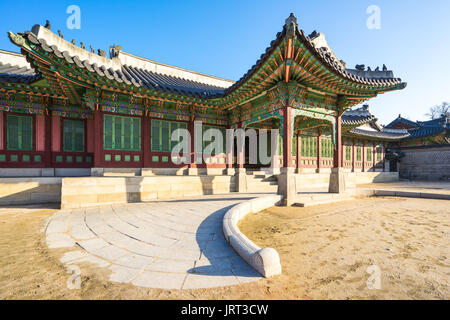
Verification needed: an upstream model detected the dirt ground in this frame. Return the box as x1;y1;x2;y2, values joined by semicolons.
240;197;450;299
0;197;448;299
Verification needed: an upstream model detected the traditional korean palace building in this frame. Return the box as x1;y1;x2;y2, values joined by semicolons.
0;14;411;205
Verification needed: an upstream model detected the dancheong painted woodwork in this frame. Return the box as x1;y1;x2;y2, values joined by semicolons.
0;13;418;172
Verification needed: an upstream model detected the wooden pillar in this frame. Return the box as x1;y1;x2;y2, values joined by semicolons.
296;133;301;172
187;120;199;175
43;113;52;168
352;140;355;172
93;108;103;168
362;141;366;172
317;133;321;172
373;144;376;170
142;114;151;167
237;125;244;169
332;114;342;168
328;113;345;193
0;112;3;150
188;120;195;167
282;105;294;168
226;125;233;169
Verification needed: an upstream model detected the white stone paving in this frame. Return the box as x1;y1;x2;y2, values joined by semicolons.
45;194;264;289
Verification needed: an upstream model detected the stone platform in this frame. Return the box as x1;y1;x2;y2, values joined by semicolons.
45;194;264;289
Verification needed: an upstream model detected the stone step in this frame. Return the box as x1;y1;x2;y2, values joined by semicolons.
247;175;277;182
246;185;279;193
247;180;278;187
247;170;275;176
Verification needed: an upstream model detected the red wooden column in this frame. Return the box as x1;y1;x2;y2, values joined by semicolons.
142;113;151;167
373;144;376;170
282;106;294;168
237;124;244;169
296;133;301;172
332;114;343;168
329;113;345;193
352;139;356;172
44;112;53;168
93;108;103;168
188;119;203;175
226;125;233;170
317;133;321;172
362;141;366;172
279;104;297;205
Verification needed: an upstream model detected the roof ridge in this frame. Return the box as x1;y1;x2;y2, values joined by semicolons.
119;51;235;86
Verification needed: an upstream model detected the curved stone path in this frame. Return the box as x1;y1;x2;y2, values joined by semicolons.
45;194;265;289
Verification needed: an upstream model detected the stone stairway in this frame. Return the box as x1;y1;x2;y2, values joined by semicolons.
245;169;279;193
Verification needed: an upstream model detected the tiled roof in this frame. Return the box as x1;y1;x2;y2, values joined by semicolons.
342;105;377;126
349;128;410;140
384;113;449;139
407;126;446;139
9;13;405;100
18;28;230;99
224;15;405;95
385;115;419;129
122;65;226;98
405;114;449;139
417;116;449;128
0;50;40;84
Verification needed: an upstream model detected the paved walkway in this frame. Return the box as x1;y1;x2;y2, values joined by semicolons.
45;194;265;289
358;181;450;195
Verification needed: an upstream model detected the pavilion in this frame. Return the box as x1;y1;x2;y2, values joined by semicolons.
0;14;408;205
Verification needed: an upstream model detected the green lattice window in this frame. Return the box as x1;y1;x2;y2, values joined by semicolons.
366;146;373;162
7;115;33;151
151;119;187;152
63;119;85;152
356;146;362;161
292;135;297;156
376;146;383;162
202;125;226;154
301;136;317;158
321;137;333;158
104;115;141;151
345;145;352;161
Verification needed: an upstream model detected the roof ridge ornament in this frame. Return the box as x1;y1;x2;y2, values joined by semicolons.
285;13;298;38
7;31;25;47
110;45;122;58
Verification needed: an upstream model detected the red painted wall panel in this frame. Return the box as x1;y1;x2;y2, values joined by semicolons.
51;116;61;152
0;111;3;150
36;115;45;151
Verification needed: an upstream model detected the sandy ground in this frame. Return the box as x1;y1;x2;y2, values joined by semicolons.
240;197;450;299
0;197;448;299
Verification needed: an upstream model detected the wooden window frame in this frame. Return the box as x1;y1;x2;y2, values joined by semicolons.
6;114;33;151
104;114;141;151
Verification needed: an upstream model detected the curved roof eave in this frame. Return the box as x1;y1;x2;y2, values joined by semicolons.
7;13;406;104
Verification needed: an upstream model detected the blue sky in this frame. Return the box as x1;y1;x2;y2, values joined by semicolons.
1;0;449;125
